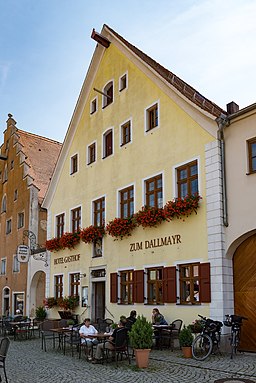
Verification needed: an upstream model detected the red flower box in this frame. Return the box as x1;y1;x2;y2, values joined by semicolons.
80;225;105;244
106;217;137;239
59;232;80;249
45;237;62;252
134;206;166;228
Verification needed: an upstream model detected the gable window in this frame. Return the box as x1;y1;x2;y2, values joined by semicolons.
147;267;164;305
1;195;6;213
70;273;80;297
93;197;105;227
6;219;12;234
103;129;113;158
177;160;198;198
70;154;78;175
247;137;256;174
102;81;113;108
119;73;127;91
71;207;81;233
56;213;65;238
90;97;97;114
17;212;24;229
146;102;159;132
1;258;6;275
13;255;20;273
87;142;96;165
120;270;133;304
55;275;63;299
120;120;131;146
120;186;134;219
145;174;163;208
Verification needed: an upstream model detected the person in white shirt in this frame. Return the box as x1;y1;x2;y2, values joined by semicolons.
79;318;98;361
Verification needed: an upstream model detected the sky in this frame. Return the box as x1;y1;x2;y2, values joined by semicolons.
0;0;256;143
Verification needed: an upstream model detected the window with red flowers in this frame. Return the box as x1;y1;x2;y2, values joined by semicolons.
177;160;198;198
145;174;163;208
55;275;63;299
71;207;81;233
120;186;134;219
56;213;65;238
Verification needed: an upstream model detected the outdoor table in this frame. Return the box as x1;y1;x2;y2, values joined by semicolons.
49;327;72;349
10;321;31;340
152;324;174;349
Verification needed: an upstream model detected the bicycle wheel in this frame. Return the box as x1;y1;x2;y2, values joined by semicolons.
231;330;239;359
192;334;213;361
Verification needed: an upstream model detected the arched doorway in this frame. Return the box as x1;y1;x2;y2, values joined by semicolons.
2;287;10;316
29;271;46;318
233;233;256;352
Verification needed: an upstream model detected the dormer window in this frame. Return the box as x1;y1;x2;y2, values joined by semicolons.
102;81;113;108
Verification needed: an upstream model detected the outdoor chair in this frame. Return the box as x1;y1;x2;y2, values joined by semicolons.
14;319;31;341
104;327;130;366
0;337;10;383
2;321;15;338
63;327;81;357
40;320;59;352
169;319;183;351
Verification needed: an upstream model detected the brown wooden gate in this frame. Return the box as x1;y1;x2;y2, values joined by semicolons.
233;233;256;352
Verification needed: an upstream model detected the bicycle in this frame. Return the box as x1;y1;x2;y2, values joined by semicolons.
192;314;223;361
224;314;248;359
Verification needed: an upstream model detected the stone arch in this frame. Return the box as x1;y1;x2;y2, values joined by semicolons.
29;271;46;318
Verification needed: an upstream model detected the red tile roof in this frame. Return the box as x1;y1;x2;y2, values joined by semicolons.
104;25;226;118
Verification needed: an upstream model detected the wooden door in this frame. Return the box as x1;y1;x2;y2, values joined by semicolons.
92;282;105;322
233;233;256;352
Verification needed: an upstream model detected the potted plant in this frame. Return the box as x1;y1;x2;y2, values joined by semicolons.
129;315;153;368
179;325;193;358
35;306;47;321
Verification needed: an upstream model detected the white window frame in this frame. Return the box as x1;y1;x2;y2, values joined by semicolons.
172;156;200;198
142;171;164;207
102;80;114;109
90;96;98;114
17;211;25;230
102;128;114;159
144;100;160;134
117;183;135;218
69;205;82;233
120;118;132;147
70;153;79;175
54;211;65;237
68;271;81;297
87;141;97;165
119;72;128;92
1;258;6;275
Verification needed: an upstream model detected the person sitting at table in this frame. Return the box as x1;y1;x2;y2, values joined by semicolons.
152;308;168;325
79;318;98;361
92;318;127;363
125;310;137;331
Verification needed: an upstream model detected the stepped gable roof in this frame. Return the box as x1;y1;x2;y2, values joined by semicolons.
104;24;226;118
17;130;62;203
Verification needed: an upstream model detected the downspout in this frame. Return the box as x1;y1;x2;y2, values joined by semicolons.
215;113;230;227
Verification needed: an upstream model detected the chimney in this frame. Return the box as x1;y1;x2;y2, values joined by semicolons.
226;102;239;115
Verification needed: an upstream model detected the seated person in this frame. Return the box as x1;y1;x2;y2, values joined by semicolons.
125;310;137;331
79;318;98;361
92;319;127;363
152;308;168;325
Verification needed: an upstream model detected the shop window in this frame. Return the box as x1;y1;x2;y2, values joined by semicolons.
176;160;198;198
71;207;81;233
145;174;163;208
87;142;96;165
54;275;63;299
119;186;134;219
120;120;131;146
56;213;65;238
247;137;256;174
14;293;24;315
102;81;113;108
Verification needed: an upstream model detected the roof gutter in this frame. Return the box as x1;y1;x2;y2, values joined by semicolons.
215;113;230;227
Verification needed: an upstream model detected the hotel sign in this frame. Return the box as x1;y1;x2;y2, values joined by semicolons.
54;254;80;265
129;234;181;252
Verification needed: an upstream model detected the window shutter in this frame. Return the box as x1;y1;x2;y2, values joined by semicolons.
200;263;211;303
110;272;118;303
163;266;177;303
133;270;144;303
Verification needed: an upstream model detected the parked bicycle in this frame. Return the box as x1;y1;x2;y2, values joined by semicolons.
223;314;248;359
192;314;223;361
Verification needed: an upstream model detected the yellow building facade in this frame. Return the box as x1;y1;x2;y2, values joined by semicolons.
43;25;225;326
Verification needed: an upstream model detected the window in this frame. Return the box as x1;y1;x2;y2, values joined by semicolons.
102;81;113;108
120;186;134;218
248;137;256;173
120;270;133;304
87;142;96;165
179;262;211;304
93;197;105;227
3;165;7;182
13;255;20;273
177;160;198;198
90;97;97;114
6;219;12;234
56;213;65;238
70;273;80;297
71;207;81;233
17;212;24;229
10;160;14;170
145;174;163;208
13;293;24;315
1;259;6;275
146;102;159;132
103;129;113;158
120;120;131;146
1;195;6;213
14;189;18;201
54;275;63;299
119;73;127;91
70;154;78;174
147;267;164;304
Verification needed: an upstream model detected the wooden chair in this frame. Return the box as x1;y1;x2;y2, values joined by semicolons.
0;337;10;383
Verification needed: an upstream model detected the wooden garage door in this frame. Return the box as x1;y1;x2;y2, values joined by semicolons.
233;233;256;352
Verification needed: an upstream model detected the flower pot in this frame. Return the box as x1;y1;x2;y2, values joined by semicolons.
134;349;151;368
182;346;192;358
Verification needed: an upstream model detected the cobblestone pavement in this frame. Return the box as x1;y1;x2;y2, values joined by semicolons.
3;337;256;383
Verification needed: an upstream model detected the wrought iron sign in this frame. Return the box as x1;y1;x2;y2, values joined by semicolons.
16;230;48;267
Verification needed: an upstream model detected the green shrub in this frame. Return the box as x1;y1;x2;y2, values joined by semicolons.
129;315;153;349
35;306;47;320
179;325;193;347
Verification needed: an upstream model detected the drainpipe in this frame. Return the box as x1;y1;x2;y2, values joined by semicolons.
215;114;229;227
